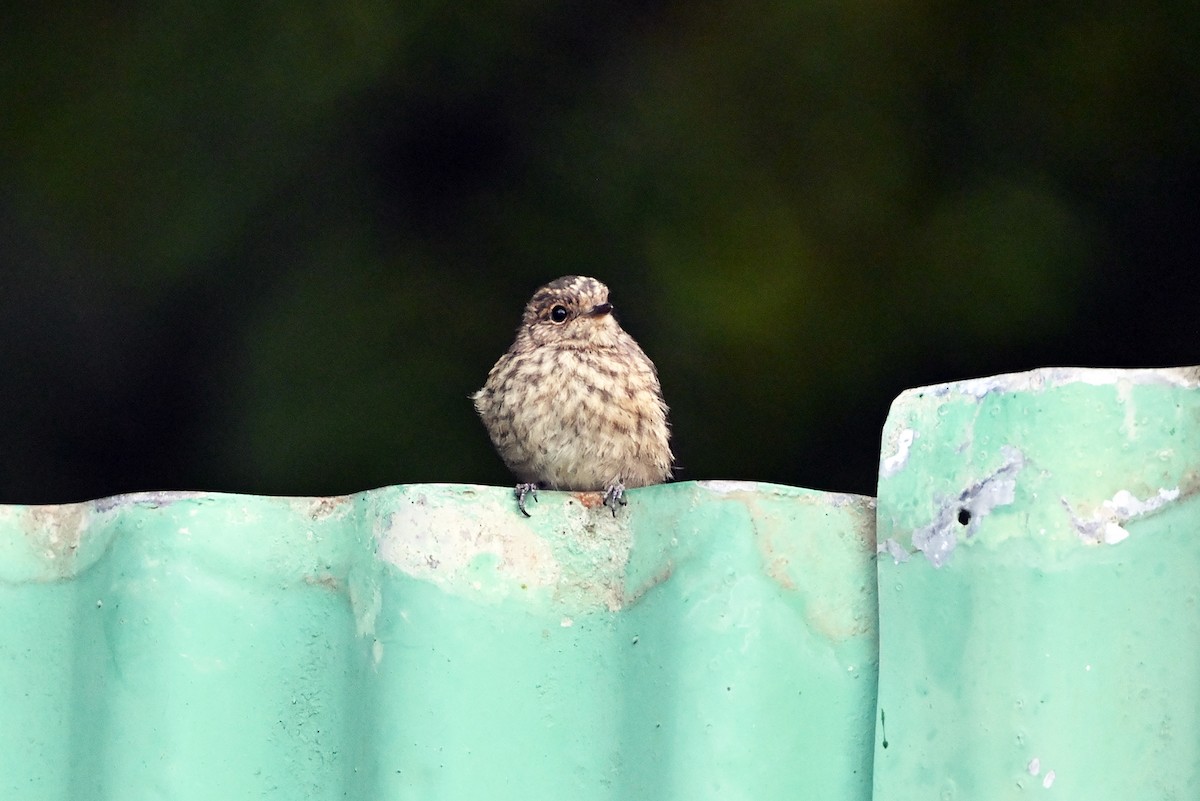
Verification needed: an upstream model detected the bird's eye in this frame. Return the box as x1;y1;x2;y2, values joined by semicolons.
549;305;569;323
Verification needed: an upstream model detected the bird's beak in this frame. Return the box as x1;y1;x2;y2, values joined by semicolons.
588;302;613;317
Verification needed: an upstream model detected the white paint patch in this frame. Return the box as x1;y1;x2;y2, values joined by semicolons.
1103;522;1129;545
377;500;561;590
877;537;911;564
1108;487;1179;516
374;488;635;611
90;489;213;512
560;617;573;628
1042;770;1056;788
696;480;762;494
1064;487;1180;545
880;428;915;477
825;492;876;509
1028;757;1041;775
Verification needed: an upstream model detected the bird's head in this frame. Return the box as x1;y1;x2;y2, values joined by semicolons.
519;275;623;347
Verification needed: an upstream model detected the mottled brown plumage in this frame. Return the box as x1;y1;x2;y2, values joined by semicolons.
473;275;673;515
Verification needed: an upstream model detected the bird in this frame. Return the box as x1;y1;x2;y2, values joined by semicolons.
473;275;673;516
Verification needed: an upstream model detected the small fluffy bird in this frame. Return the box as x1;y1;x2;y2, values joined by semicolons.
473;275;673;516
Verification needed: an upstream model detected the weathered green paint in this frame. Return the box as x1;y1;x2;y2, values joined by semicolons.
874;367;1200;800
0;481;877;801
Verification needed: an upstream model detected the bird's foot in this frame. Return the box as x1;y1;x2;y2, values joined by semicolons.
603;482;628;517
515;483;540;517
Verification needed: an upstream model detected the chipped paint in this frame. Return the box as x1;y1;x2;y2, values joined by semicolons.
922;365;1200;400
297;494;353;521
375;502;563;591
90;489;214;512
25;504;90;564
373;488;637;611
695;479;763;493
732;486;878;641
1063;486;1181;545
0;500;109;581
878;537;910;564
910;446;1025;567
880;427;916;477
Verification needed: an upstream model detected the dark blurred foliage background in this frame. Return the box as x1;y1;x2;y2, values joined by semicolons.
2;2;1198;504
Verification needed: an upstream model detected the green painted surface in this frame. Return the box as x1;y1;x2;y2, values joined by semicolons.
0;480;877;801
874;367;1200;800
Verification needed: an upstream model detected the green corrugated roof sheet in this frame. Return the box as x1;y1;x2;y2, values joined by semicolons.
3;366;1198;800
1;481;878;800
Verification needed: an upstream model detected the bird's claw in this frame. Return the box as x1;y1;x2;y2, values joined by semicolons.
515;483;540;517
603;482;628;517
